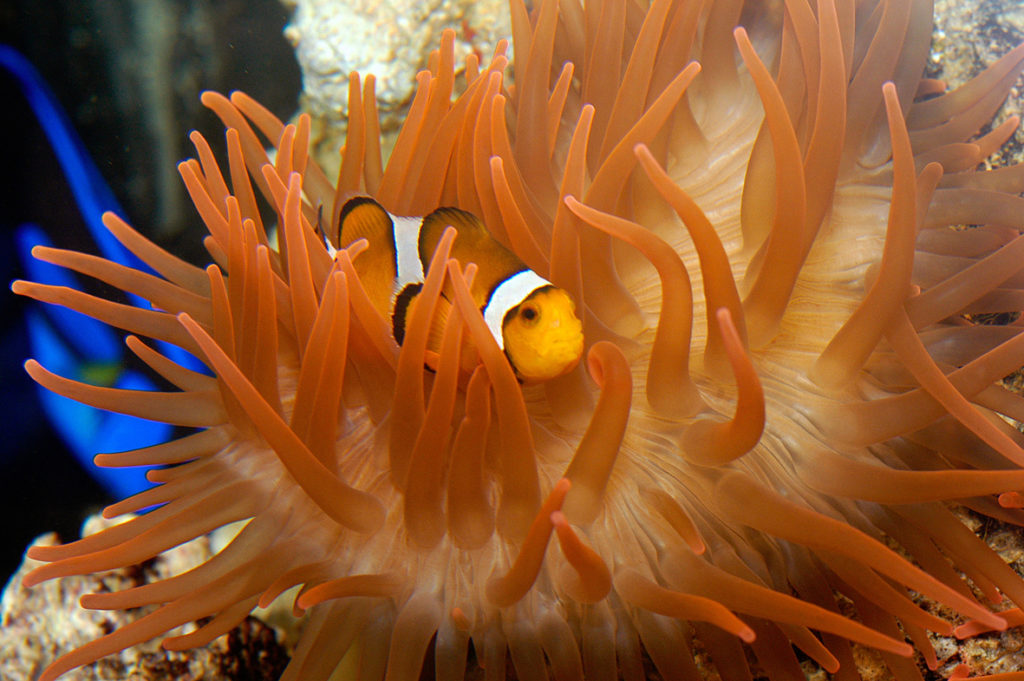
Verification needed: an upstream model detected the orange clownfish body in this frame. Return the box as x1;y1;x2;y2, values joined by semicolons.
328;197;583;383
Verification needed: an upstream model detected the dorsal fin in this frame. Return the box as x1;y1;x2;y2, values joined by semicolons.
419;207;526;308
337;197;399;317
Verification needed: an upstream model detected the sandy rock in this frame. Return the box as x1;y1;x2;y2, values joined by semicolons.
930;0;1024;167
0;515;290;681
282;0;510;177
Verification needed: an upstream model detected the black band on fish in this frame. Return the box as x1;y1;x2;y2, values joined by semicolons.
391;282;423;346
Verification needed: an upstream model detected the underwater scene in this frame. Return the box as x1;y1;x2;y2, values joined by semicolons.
1;0;299;574
3;0;1024;680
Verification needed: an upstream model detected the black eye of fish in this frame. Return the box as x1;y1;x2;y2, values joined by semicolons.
521;305;538;322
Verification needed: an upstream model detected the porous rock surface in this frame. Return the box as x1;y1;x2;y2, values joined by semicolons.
0;515;290;681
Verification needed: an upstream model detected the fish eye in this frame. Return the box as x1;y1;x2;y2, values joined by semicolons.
520;304;538;323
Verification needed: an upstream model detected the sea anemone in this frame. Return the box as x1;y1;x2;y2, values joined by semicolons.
14;0;1024;679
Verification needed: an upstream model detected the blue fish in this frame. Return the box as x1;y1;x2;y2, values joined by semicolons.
2;45;195;499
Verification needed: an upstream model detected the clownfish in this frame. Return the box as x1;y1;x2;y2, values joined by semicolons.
327;196;583;383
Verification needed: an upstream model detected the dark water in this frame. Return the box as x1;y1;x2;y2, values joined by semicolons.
0;0;301;581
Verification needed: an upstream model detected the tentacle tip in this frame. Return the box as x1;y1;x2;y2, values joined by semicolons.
20;568;44;588
451;607;471;631
949;664;971;681
953;623;972;639
162;636;188;652
738;627;756;643
822;659;841;674
295;591;317;610
923;161;945;178
894;642;915;657
998;491;1024;508
24;544;48;560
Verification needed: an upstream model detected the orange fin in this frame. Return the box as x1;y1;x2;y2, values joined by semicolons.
338;197;398;315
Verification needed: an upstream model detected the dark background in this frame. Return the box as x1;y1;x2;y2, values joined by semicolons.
0;0;301;581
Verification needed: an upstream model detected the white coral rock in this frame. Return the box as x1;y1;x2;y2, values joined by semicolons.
284;0;510;128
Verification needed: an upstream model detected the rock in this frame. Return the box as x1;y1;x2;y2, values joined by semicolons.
0;515;290;681
282;0;511;178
